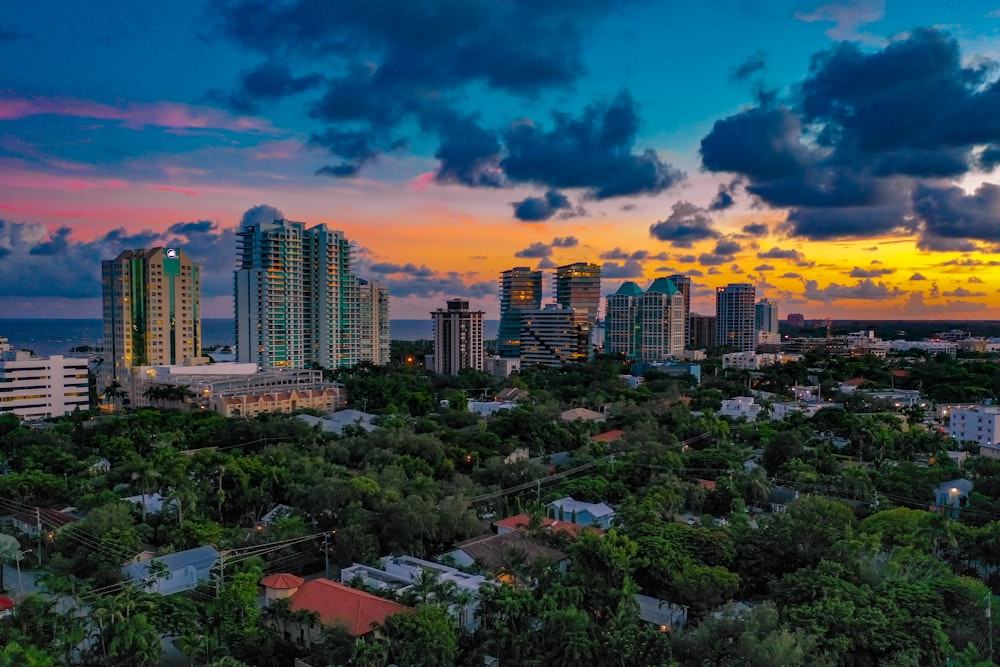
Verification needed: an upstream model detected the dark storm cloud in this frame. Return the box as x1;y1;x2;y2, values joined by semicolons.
0;218;236;299
502;91;684;200
848;266;894;278
601;259;644;278
741;222;769;237
512;190;573;222
732;51;767;82
649;201;719;247
213;0;664;191
552;236;579;248
701;28;1000;247
758;247;804;261
803;278;904;301
212;61;324;112
514;242;552;259
913;183;1000;249
309;128;381;176
368;262;436;278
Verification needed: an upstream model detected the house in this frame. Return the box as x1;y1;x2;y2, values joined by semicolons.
122;545;219;595
468;401;517;417
261;577;412;647
88;458;112;475
11;507;76;537
123;493;172;516
546;497;616;529
559;407;605;423
492;513;595;538
441;531;570;580
590;429;625;444
495;387;529;402
635;593;688;632
839;378;866;394
296;409;378;436
719;396;762;422
934;478;973;517
766;487;799;513
259;504;295;527
260;573;305;605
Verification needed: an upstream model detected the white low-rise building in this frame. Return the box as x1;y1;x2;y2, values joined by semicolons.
720;396;762;421
948;406;1000;447
0;341;89;419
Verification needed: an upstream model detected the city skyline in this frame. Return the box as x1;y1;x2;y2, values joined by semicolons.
3;2;1000;321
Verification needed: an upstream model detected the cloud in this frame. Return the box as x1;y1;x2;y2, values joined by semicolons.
802;278;904;301
779;272;802;279
794;1;885;41
732;52;767;82
501;91;684;199
709;178;743;211
384;273;496;299
0;218;236;299
914;182;1000;250
514;242;552;259
848;266;894;278
909;273;927;280
700;28;1000;246
368;262;436;278
649;201;719;247
968;276;984;283
552;236;579;248
741;222;769;237
754;264;775;271
212;61;324;112
677;254;697;263
512;190;575;222
942;287;986;297
601;259;645;278
240;204;285;229
600;247;669;261
758;246;804;261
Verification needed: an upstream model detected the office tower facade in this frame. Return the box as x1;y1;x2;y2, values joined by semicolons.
667;274;692;348
431;299;484;375
755;298;780;343
498;267;542;358
0;338;89;419
604;279;684;361
356;278;391;365
715;283;756;351
555;262;602;324
519;305;592;367
102;247;201;390
689;314;716;350
236;218;358;369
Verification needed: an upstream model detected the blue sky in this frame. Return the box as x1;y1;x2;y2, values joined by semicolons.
3;1;1000;320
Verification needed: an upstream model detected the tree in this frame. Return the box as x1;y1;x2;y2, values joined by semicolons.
105;613;162;667
670;563;739;616
0;533;20;594
381;606;458;667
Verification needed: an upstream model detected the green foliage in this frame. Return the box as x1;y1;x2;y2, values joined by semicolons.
382;605;458;667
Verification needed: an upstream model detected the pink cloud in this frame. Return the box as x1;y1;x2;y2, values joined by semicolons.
409;172;435;192
0;168;131;192
0;94;278;133
154;185;200;196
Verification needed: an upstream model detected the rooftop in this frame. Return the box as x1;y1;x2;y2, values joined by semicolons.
287;578;412;636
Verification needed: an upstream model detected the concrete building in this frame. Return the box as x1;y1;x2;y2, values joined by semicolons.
498;267;542;358
0;343;89;419
948;406;1000;447
431;299;484;375
555;262;602;325
236;218;362;370
519;305;592;367
754;298;779;344
101;247;201;392
688;313;716;350
356;278;391;365
716;283;756;351
604;279;684;361
667;274;692;347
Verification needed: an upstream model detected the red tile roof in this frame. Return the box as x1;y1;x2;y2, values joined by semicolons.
260;573;304;590
289;579;412;636
0;596;14;611
590;429;624;443
492;513;597;538
696;478;717;491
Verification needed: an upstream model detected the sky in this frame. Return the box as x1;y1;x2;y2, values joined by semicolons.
3;1;1000;321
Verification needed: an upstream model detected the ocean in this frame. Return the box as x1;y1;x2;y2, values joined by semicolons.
0;319;501;357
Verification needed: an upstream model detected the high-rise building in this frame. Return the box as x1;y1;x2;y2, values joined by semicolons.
555;262;601;325
356;278;391;365
101;247;201;391
235;218;358;369
431;299;484;375
667;274;692;347
498;267;542;358
520;305;592;367
604;279;684;361
689;314;716;350
754;298;780;344
715;283;756;351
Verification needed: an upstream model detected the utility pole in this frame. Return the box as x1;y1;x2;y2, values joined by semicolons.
322;533;330;579
215;549;226;597
988;592;994;662
35;507;42;566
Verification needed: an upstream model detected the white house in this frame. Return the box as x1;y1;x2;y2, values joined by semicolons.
122;545;219;595
719;396;762;421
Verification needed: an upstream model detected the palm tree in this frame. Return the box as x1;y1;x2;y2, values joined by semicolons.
177;632;228;666
106;613;162;667
354;637;389;667
166;483;199;530
130;464;163;523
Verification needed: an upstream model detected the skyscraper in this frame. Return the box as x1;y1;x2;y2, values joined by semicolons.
715;283;756;351
604;279;684;361
754;298;780;344
431;299;484;375
555;262;602;325
498;267;542;358
235;218;357;369
101;247;201;390
357;278;391;365
520;305;592;367
667;274;692;347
